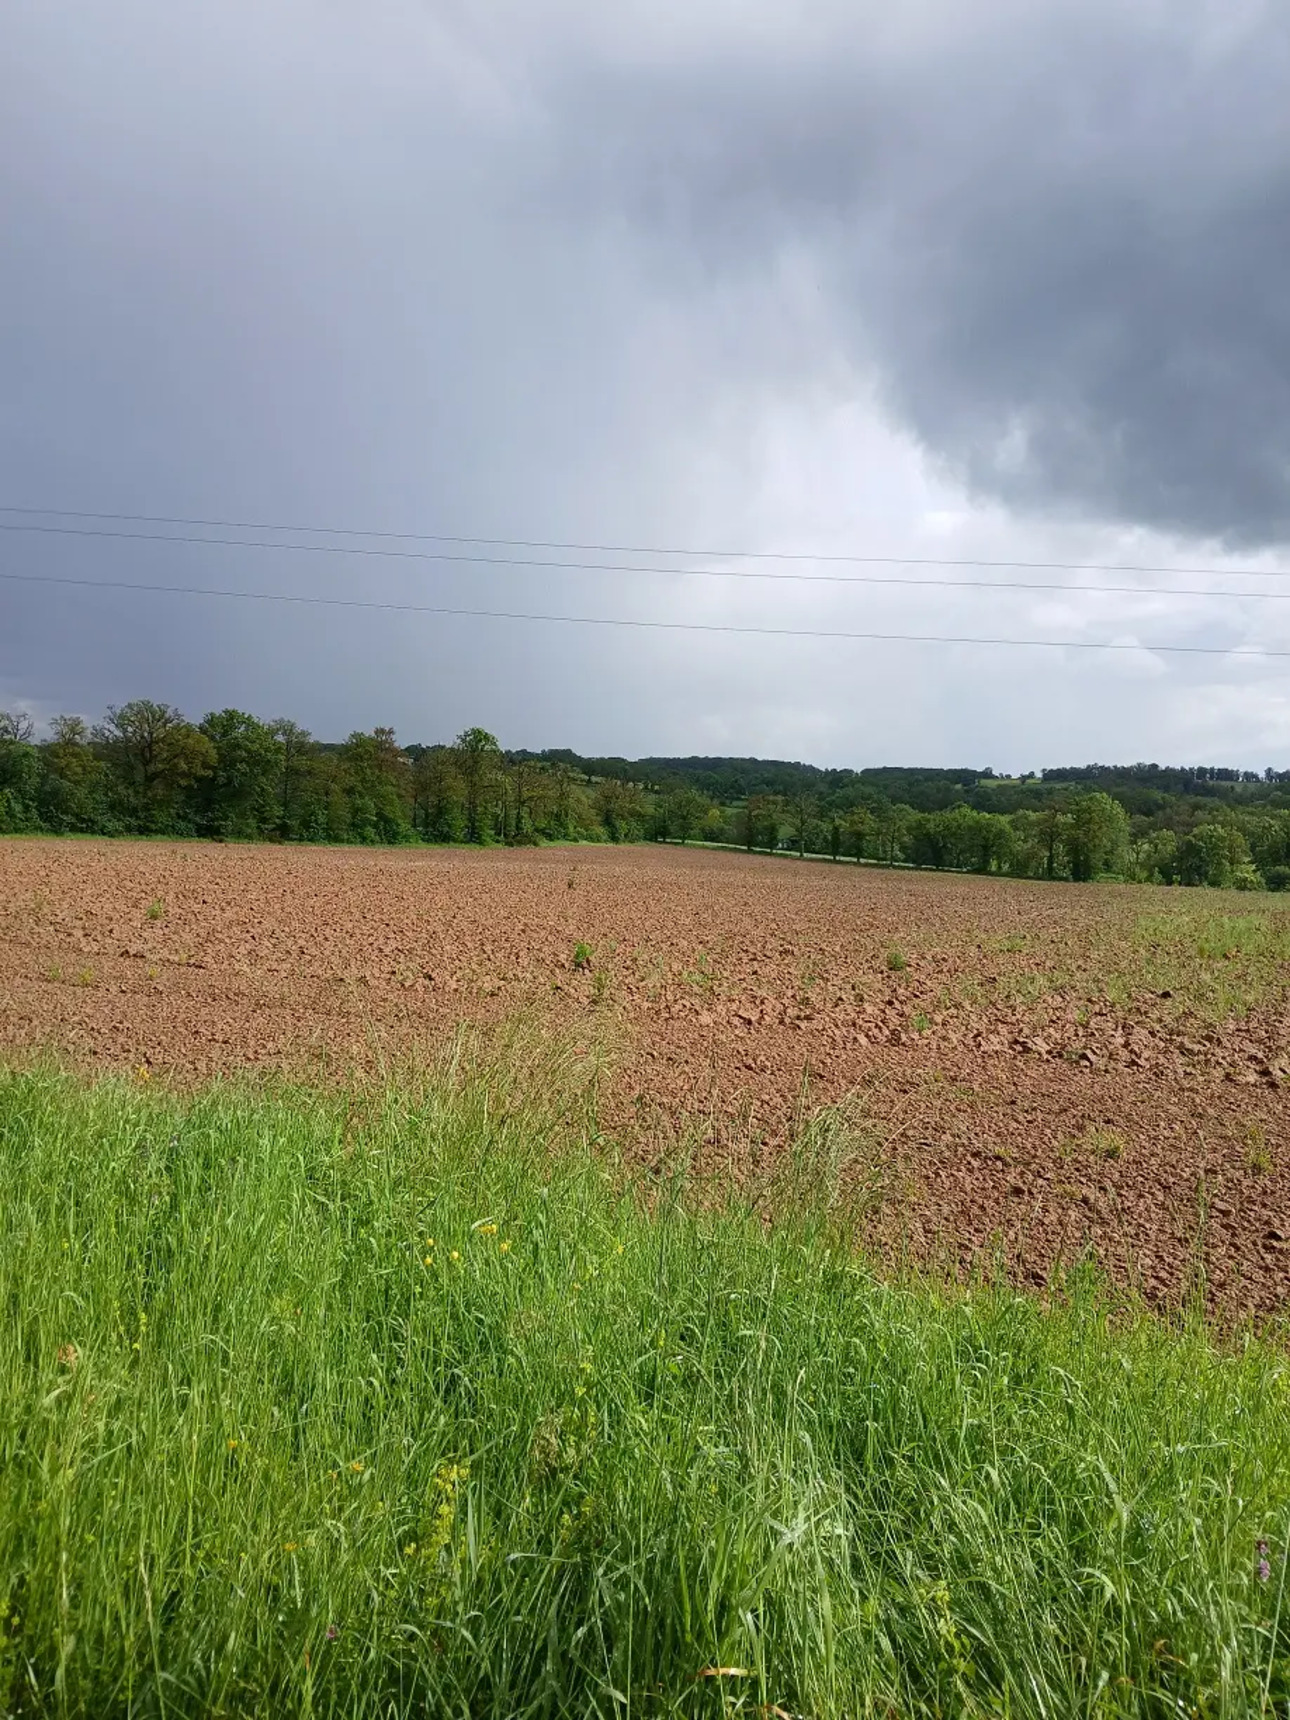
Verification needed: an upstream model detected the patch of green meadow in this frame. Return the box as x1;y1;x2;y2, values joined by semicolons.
0;1059;1287;1717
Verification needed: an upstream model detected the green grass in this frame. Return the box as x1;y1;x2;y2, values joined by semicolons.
0;1061;1288;1717
1117;908;1290;1021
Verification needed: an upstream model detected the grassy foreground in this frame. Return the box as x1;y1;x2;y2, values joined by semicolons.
0;1058;1287;1718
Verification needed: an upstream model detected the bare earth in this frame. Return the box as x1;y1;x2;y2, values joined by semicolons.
2;839;1288;1314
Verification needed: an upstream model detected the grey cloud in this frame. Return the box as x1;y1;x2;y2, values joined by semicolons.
530;0;1290;545
2;0;1289;770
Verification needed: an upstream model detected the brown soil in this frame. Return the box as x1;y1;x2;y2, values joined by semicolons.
3;839;1288;1314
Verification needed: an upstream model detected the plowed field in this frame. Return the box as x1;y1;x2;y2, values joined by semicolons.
3;839;1288;1313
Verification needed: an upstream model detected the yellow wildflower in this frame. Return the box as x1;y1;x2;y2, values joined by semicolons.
350;1460;365;1472
499;1239;512;1254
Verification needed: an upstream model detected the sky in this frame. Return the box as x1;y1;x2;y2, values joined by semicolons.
3;0;1289;771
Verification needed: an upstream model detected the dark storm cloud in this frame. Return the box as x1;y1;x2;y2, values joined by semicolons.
2;0;1289;768
536;0;1290;545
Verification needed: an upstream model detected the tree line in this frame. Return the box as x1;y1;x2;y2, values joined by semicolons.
1;703;1288;890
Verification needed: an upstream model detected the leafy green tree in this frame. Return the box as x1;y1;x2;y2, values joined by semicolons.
1063;792;1130;881
844;805;873;863
0;715;41;832
1127;826;1179;884
411;746;465;841
40;716;110;832
872;802;913;866
1246;812;1290;881
906;811;948;869
506;755;554;844
595;778;648;843
740;793;783;852
659;785;712;844
453;729;502;843
1177;823;1259;889
93;701;216;831
270;719;316;839
196;710;283;838
786;789;817;858
341;728;413;844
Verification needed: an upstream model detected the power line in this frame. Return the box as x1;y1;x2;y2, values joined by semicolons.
1;520;1288;605
2;504;1290;582
3;567;1286;659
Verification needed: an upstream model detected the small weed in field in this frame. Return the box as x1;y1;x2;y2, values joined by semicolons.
1075;1006;1091;1027
145;896;166;922
912;1011;930;1033
1245;1124;1273;1175
591;967;611;1005
997;933;1027;953
683;951;716;990
75;966;94;988
571;941;593;972
145;965;158;982
30;890;50;923
1072;1124;1128;1161
46;964;62;983
886;946;908;972
1007;970;1061;1006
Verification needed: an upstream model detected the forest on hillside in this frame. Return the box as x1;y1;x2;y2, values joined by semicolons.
2;703;1290;890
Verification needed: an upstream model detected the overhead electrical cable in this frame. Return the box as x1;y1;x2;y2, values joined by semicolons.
0;520;1287;604
2;568;1286;659
2;505;1290;581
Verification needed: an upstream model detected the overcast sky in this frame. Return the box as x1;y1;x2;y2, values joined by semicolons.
4;0;1289;770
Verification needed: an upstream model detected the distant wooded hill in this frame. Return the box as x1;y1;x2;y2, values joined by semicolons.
3;706;1288;890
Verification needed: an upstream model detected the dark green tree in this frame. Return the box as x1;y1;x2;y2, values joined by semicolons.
659;785;711;844
453;728;502;843
341;728;413;844
93;701;216;831
270;719;317;839
1064;793;1129;881
196;710;283;838
595;778;648;843
40;716;110;832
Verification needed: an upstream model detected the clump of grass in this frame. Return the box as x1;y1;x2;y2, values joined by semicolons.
145;896;166;922
886;946;908;972
0;1066;1286;1717
74;965;94;987
571;940;593;972
1128;908;1290;1021
1246;1123;1274;1175
683;950;716;990
1071;1123;1129;1161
